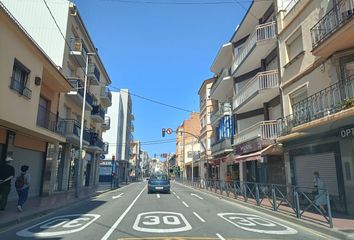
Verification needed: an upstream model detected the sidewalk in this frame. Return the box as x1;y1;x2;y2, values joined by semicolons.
176;181;354;240
0;182;123;230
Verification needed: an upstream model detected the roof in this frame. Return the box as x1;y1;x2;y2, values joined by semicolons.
197;77;216;95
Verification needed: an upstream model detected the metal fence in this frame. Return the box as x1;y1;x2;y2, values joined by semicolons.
177;178;333;228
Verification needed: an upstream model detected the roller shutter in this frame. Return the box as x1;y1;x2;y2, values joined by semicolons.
294;152;338;196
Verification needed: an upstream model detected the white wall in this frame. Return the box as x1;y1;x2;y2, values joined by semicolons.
237;114;264;132
2;0;69;67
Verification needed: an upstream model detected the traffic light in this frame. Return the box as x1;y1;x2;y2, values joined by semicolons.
162;128;166;137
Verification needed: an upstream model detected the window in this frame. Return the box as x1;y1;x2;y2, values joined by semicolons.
289;86;308;116
286;29;303;63
207;87;211;99
10;59;30;95
37;97;50;129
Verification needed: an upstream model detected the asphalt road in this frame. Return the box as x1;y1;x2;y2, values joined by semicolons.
0;181;338;240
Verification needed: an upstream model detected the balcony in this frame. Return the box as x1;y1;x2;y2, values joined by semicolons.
87;132;104;152
91;105;105;123
210;68;233;101
61;119;90;145
233;120;278;146
87;63;100;85
311;0;354;58
102;116;111;131
69;38;87;67
36;105;64;135
232;22;276;77
278;75;354;136
233;70;279;113
100;86;112;107
210;102;232;126
211;138;232;156
102;142;109;154
67;79;93;110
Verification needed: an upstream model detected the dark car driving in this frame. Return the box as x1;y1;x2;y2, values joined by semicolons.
147;173;170;194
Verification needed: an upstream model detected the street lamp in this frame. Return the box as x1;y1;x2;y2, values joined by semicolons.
75;52;96;198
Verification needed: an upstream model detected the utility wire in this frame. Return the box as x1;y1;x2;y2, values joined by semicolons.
42;0;194;113
101;0;271;4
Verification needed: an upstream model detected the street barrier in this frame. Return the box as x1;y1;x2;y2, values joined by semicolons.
177;178;333;228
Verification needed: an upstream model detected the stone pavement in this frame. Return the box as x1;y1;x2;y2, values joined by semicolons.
0;182;128;230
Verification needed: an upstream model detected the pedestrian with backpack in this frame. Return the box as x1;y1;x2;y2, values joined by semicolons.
15;165;30;212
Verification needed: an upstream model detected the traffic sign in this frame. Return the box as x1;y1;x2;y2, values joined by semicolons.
166;128;173;134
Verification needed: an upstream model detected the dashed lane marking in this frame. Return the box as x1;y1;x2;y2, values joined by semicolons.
182;201;189;208
157;194;160;199
193;212;206;223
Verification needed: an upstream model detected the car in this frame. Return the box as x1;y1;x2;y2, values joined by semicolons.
147;173;170;194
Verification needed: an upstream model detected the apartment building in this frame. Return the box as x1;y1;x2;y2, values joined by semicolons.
175;113;200;179
3;0;112;192
102;91;129;183
276;0;354;214
120;89;134;163
198;77;217;179
0;3;71;200
130;140;141;179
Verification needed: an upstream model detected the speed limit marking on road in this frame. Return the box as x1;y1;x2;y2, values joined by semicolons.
133;211;192;233
16;214;100;238
218;213;297;235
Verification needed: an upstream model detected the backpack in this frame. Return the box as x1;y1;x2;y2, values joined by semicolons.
15;174;25;189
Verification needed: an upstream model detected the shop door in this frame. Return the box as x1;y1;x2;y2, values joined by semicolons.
294;152;339;196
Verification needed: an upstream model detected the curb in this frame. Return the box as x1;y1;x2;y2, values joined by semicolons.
0;187;115;231
176;182;354;240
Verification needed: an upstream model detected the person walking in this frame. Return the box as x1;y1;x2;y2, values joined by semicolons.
0;156;15;210
313;171;327;214
15;165;30;212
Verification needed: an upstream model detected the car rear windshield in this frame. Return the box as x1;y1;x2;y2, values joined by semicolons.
150;175;168;180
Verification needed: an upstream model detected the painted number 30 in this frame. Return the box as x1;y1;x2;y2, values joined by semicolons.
142;215;181;225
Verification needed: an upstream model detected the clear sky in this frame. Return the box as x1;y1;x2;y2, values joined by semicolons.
73;0;249;158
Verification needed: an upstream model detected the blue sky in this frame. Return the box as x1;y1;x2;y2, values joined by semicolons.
73;0;248;158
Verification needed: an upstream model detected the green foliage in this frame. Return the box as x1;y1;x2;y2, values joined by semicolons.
342;97;354;110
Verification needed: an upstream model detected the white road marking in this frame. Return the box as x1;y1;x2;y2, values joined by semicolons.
182;201;189;208
157;194;160;199
191;193;203;199
101;186;146;240
112;193;124;199
216;233;225;240
133;211;192;233
218;213;298;235
16;214;100;238
193;212;206;223
176;196;180;199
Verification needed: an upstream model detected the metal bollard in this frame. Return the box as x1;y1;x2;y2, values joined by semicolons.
326;190;333;228
272;186;276;211
294;191;300;218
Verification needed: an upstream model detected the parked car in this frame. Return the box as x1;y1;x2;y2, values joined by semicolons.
148;173;170;194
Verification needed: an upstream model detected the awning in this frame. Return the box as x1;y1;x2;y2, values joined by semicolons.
234;145;276;163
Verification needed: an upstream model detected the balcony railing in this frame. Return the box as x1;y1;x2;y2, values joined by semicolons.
68;79;94;107
100;86;112;104
102;116;111;129
233;70;279;110
210;102;232;124
69;38;87;65
232;22;276;74
211;138;232;154
311;0;354;49
210;68;232;95
102;142;109;154
36;105;64;135
234;120;278;145
91;105;105;120
278;75;354;135
88;63;100;85
89;132;104;149
62;119;90;142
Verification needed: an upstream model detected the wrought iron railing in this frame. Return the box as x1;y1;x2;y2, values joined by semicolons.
61;119;91;142
91;105;105;120
311;0;354;49
177;178;334;228
69;37;87;60
36;105;64;135
233;70;279;110
88;63;100;82
278;75;354;135
234;120;278;145
232;22;276;74
68;79;93;106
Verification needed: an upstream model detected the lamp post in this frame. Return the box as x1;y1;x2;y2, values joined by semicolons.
75;52;96;198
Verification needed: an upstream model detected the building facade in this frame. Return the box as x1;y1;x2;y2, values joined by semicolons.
130;140;141;180
3;0;112;193
276;0;354;214
0;3;71;200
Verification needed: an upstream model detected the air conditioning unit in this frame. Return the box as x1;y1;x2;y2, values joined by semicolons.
22;88;32;99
